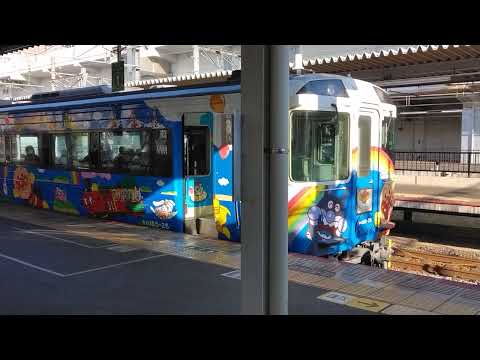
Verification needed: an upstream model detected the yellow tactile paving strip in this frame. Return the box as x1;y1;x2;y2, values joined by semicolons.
313;277;350;291
339;283;379;297
2;203;480;315
382;304;438;315
399;291;452;311
368;285;417;304
434;297;480;315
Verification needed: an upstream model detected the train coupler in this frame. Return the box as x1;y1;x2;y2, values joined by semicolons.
359;237;392;268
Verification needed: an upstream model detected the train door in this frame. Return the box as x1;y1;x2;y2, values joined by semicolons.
355;109;380;242
211;112;240;242
183;113;214;236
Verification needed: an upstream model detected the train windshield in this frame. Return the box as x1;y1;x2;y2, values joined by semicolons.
382;115;395;156
291;111;349;182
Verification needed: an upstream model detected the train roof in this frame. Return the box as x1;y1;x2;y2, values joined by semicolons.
289;73;394;105
0;81;241;115
0;72;393;115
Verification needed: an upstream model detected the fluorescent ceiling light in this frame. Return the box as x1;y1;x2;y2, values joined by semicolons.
378;75;451;88
399;111;428;115
441;109;462;113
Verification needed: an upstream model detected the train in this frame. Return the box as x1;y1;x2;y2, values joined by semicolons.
0;72;396;265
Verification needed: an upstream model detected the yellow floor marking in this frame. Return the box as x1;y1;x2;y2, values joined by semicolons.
347;296;390;312
318;291;391;313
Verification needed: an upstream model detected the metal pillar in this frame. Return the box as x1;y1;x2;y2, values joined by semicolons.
241;45;289;315
269;45;289;314
117;45;122;63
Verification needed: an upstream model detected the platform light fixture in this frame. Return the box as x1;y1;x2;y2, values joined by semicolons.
441;109;462;113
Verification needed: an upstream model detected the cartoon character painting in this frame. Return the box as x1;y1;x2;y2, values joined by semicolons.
150;199;177;220
378;181;395;234
28;183;48;209
306;195;348;254
188;182;207;202
53;187;79;215
13;166;35;200
127;111;144;129
218;144;231;160
213;195;231;240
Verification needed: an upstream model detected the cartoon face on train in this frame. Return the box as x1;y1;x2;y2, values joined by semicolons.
306;195;348;247
150;199;177;220
188;182;207;202
379;181;395;226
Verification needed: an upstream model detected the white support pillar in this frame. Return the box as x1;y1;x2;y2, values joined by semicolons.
193;45;200;74
241;45;289;315
461;103;480;151
459;95;480;165
292;45;303;73
80;67;88;87
50;56;56;91
125;46;140;83
268;45;289;314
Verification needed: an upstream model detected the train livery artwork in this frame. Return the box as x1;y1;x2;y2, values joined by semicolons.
287;147;395;257
0;73;397;264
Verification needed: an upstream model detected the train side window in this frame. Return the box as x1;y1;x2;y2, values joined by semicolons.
221;114;233;145
100;131;148;173
4;135;16;162
53;134;68;168
382;116;395;156
184;126;209;176
10;135;41;165
71;133;91;169
129;132;151;174
291;111;349;182
152;128;172;177
358;115;371;177
41;134;52;168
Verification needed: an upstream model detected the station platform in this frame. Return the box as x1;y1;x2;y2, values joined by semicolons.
1;203;480;315
395;182;480;216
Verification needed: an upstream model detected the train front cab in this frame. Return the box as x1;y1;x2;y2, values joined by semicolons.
286;76;396;264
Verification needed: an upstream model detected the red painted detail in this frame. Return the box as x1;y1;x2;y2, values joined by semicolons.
219;145;230;160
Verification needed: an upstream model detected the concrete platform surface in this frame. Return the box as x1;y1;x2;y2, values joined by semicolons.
1;203;480;315
395;183;480;215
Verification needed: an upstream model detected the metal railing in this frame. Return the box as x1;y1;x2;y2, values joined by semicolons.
392;151;480;176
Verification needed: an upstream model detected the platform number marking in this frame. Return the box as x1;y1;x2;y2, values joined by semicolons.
318;292;354;305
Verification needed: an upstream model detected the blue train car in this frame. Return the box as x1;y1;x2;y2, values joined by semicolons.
0;83;242;243
0;73;397;264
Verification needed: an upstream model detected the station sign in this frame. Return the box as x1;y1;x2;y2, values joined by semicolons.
112;61;125;92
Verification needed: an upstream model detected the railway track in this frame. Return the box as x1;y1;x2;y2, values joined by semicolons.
389;242;480;284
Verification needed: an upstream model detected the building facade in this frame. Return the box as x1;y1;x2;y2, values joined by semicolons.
3;45;479;158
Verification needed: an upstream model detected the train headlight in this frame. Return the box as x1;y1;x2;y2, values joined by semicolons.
357;188;372;214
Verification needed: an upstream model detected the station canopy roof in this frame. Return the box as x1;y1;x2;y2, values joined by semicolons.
302;45;480;74
126;70;234;89
0;45;37;56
